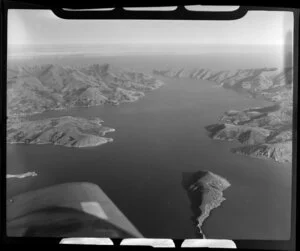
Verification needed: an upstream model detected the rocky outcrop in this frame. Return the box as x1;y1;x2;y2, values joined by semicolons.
7;116;114;148
182;171;230;238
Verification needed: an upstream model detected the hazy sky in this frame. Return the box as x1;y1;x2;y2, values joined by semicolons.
8;9;293;47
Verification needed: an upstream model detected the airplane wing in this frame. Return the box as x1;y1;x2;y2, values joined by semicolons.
7;182;143;238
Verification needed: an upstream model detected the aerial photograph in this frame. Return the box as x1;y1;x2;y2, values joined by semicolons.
6;8;293;240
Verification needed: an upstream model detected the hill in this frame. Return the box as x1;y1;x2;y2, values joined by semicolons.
8;63;164;116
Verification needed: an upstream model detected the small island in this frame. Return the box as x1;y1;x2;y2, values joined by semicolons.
7;171;37;179
7;116;114;148
182;171;230;238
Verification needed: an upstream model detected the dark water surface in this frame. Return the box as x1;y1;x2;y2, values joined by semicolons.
7;56;291;239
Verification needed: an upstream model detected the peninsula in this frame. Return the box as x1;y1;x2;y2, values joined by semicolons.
205;105;292;163
7;116;114;147
182;171;230;238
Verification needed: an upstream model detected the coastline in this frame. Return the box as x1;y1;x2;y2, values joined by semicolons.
153;67;293;163
6;137;114;148
7;63;165;149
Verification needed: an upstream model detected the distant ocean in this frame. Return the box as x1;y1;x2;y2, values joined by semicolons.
7;43;290;70
7;52;292;240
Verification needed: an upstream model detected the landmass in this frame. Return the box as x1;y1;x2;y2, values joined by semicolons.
182;171;230;238
206;104;292;163
7;63;164;147
7;116;114;147
6;171;37;179
154;67;293;162
8;63;164;117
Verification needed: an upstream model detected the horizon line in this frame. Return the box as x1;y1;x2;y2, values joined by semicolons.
7;43;288;47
